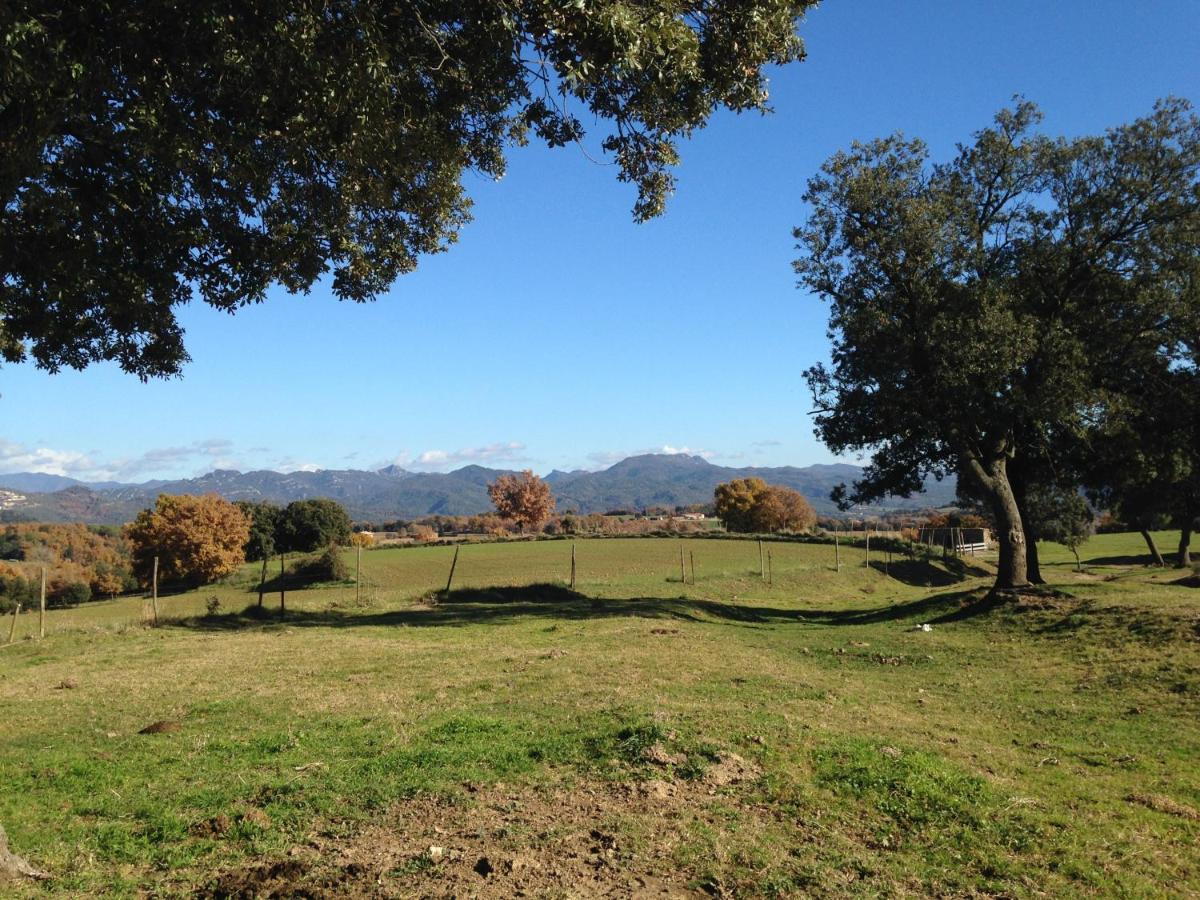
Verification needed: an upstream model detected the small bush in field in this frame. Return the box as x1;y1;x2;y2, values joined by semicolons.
303;546;349;582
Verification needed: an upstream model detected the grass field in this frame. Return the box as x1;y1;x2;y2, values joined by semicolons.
1;532;1197;896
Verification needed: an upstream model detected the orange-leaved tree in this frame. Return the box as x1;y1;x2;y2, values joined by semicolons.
487;471;555;533
754;484;816;533
125;493;250;587
714;478;815;533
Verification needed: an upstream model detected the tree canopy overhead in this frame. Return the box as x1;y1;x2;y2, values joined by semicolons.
1;0;813;377
795;99;1200;590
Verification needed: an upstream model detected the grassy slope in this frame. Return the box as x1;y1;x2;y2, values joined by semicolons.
1;533;1197;896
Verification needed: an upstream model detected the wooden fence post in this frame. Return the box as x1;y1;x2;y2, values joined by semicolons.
834;529;841;572
258;557;267;608
767;549;773;586
680;544;686;584
689;550;696;586
570;542;577;590
7;603;20;644
445;544;460;593
151;556;159;626
39;567;46;640
758;539;765;579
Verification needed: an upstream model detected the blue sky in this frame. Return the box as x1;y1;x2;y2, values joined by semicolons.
2;0;1198;482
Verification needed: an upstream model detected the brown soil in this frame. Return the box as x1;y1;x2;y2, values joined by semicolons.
138;719;182;735
204;755;761;898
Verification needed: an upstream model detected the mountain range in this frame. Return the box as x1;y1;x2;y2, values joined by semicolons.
0;454;958;524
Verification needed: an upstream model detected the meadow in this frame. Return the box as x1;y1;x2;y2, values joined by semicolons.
1;532;1197;896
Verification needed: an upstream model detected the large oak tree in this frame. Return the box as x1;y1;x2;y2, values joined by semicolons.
125;493;250;586
795;100;1200;591
2;0;813;377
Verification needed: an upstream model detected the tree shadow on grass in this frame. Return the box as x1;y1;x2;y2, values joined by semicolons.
1074;553;1162;567
169;581;1000;634
1030;597;1200;644
868;557;992;587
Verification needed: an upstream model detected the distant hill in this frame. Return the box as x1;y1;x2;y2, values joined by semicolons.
0;472;86;493
0;454;958;524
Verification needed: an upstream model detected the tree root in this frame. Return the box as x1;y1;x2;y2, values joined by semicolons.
0;823;49;882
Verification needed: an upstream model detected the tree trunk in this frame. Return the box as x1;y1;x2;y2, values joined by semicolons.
1140;529;1166;567
1025;531;1045;584
1177;523;1192;569
1011;472;1045;584
963;452;1029;591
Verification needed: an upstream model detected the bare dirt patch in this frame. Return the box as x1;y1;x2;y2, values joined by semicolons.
204;759;762;898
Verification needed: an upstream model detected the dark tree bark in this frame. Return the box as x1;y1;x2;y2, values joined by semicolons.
1140;530;1166;567
964;453;1030;590
1178;523;1193;569
1010;471;1046;585
1025;536;1045;584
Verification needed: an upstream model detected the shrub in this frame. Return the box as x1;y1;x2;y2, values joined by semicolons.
406;524;438;542
54;581;92;607
292;546;349;582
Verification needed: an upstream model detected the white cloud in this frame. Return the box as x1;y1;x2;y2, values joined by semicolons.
405;441;529;472
417;449;449;465
655;445;714;459
0;439;97;478
582;444;716;470
0;438;249;482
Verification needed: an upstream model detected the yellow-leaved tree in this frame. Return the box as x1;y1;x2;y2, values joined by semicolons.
125;494;250;587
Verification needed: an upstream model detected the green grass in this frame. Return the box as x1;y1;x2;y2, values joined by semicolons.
1;532;1197;896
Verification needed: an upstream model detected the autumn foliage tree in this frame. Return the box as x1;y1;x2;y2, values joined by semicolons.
714;478;815;533
488;471;556;533
0;520;136;607
756;484;818;533
125;494;250;587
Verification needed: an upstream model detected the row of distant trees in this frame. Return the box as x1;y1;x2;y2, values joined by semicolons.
125;495;354;588
478;471;818;537
0;523;136;611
